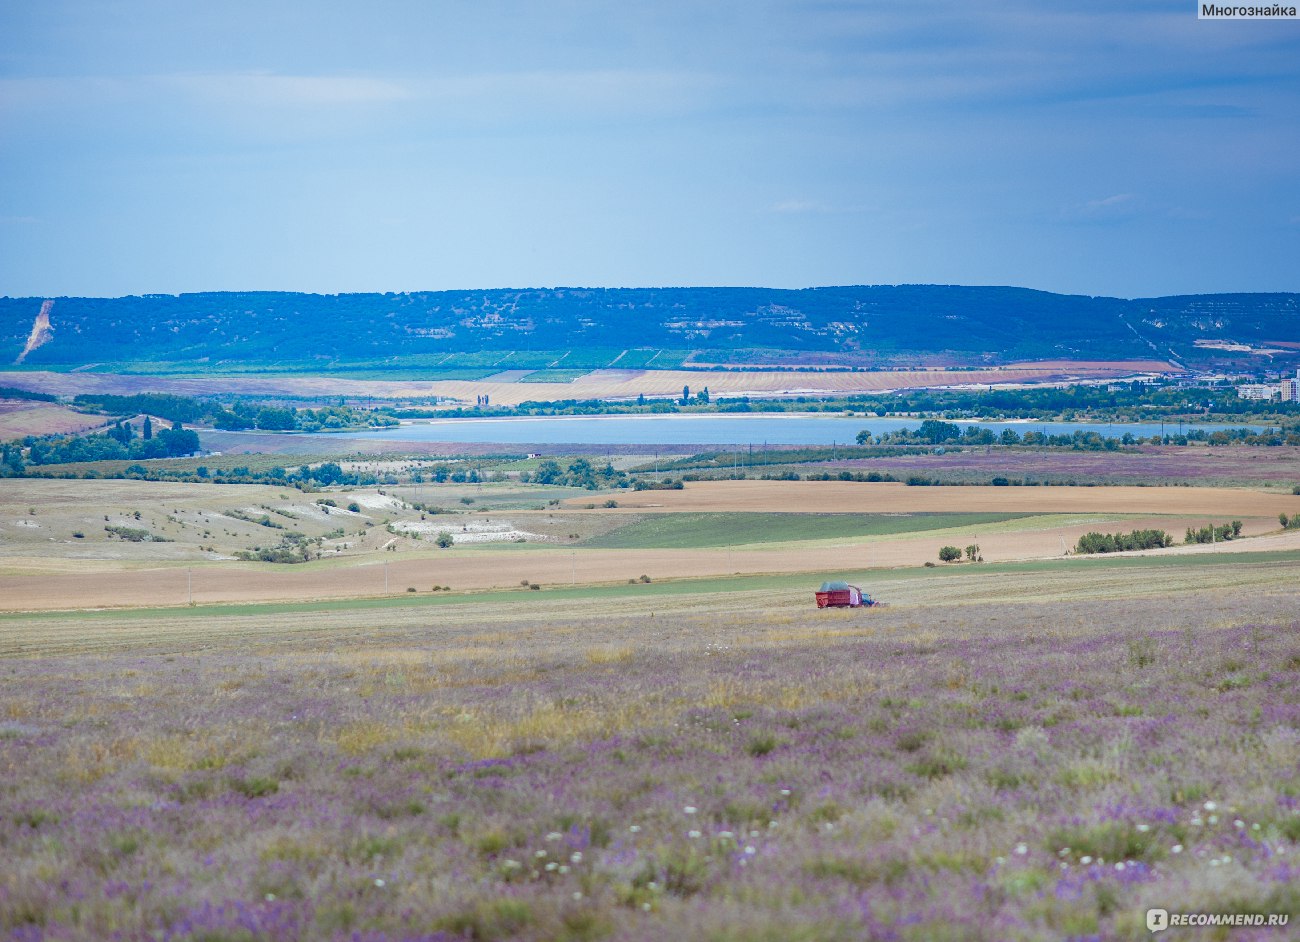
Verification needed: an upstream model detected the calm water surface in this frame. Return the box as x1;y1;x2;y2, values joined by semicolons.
333;413;1264;447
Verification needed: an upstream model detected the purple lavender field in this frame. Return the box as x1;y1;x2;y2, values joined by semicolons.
820;445;1300;488
2;561;1298;942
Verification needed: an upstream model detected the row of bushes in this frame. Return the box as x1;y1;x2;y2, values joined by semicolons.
1075;530;1174;554
1185;521;1243;544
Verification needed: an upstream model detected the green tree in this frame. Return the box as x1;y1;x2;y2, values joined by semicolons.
567;457;596;488
256;407;297;431
310;462;344;485
158;425;200;456
918;419;962;444
142;416;153;440
1;444;24;475
435;531;454;548
938;545;962;562
533;460;562;485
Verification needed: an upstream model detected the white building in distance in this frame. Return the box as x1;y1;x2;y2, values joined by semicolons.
1238;369;1299;401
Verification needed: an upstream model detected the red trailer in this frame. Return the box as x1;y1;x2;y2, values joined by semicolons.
815;581;877;608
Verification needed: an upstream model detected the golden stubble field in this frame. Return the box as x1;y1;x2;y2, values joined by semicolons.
1;478;1297;612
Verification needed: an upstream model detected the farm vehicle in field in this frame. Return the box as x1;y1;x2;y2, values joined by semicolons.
815;581;881;609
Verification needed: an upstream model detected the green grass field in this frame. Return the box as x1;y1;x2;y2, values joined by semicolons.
518;369;593;383
6;546;1295;638
580;511;1038;549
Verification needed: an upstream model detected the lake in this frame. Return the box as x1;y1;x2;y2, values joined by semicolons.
333;413;1266;447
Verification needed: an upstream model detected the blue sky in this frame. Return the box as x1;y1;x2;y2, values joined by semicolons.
1;1;1298;299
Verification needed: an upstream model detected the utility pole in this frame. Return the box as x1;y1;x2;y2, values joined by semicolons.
187;568;192;605
384;560;389;594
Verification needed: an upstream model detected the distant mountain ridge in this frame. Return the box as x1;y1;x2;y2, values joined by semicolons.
2;286;1296;371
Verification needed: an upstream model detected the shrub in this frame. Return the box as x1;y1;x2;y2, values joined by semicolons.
105;525;172;543
938;546;962;562
1184;521;1240;544
435;532;454;548
907;749;967;779
746;733;782;757
1127;636;1158;669
231;776;279;798
1076;529;1172;554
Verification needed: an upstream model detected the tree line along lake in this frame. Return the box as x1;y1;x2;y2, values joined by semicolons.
331;413;1268;447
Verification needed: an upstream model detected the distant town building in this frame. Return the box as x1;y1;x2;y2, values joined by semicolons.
1238;384;1281;400
1241;369;1300;401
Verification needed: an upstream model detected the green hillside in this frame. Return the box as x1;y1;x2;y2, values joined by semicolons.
2;286;1296;371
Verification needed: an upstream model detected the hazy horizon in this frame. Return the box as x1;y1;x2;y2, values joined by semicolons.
5;282;1300;304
